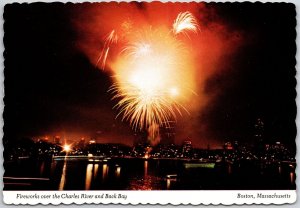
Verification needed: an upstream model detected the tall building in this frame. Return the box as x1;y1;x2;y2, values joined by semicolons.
254;118;264;140
78;137;85;148
182;140;192;157
254;118;265;153
160;121;176;145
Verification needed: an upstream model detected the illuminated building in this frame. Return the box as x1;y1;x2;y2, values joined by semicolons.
224;142;233;150
160;121;176;145
254;118;264;140
89;139;96;144
182;140;192;157
272;141;285;150
78;137;85;148
254;118;266;154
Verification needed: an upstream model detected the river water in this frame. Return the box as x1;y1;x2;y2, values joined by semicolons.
4;158;296;190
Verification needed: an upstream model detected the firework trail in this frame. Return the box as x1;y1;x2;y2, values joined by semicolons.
96;30;118;69
173;11;199;37
98;11;199;142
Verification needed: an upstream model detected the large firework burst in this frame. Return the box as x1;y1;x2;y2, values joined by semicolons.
98;11;199;142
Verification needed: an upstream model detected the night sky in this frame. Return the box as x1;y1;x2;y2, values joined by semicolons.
3;2;296;148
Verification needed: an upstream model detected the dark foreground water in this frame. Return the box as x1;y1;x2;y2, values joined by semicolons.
4;158;296;190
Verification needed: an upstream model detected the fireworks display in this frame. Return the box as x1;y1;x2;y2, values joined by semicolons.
97;12;199;143
4;2;295;152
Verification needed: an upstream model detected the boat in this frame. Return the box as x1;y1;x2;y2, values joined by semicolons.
165;174;178;181
183;160;215;169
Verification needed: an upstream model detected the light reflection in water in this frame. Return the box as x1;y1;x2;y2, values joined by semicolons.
228;164;232;175
102;164;108;180
127;160;154;190
85;164;93;190
19;158;297;190
144;161;148;177
290;172;295;185
116;166;121;178
166;179;171;190
139;160;152;190
39;161;45;176
278;165;282;174
94;164;99;178
50;160;57;176
58;157;67;190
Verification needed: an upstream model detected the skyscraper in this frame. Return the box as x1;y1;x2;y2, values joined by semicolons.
254;118;265;153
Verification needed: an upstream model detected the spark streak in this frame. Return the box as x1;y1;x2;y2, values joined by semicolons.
173;11;199;37
96;30;118;69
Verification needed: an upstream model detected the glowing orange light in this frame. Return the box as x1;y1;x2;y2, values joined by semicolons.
63;144;71;152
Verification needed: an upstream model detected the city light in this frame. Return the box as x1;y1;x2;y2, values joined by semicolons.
63;144;71;152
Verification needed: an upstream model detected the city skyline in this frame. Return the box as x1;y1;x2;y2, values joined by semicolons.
4;116;294;150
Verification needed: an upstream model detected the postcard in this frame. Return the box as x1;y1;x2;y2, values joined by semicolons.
2;1;297;205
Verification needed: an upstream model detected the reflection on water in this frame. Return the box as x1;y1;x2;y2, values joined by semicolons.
116;166;121;178
50;160;56;176
94;164;99;178
4;158;297;190
290;172;295;186
39;161;45;176
228;163;232;175
279;165;282;175
144;161;148;177
141;160;152;190
85;164;93;190
58;158;67;191
102;164;108;180
166;179;171;190
55;160;296;190
127;160;162;190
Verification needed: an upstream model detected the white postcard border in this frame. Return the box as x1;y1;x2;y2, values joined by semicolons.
3;190;297;205
1;0;299;207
